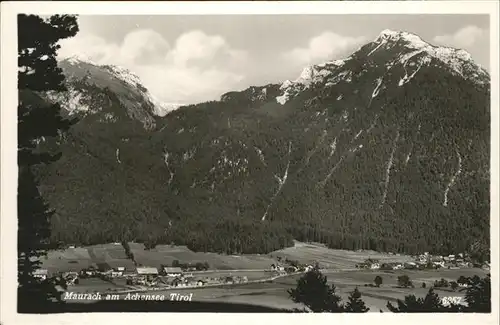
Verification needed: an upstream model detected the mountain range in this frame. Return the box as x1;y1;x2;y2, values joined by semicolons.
27;30;490;256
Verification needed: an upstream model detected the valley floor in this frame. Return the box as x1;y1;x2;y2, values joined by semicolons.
43;241;487;312
42;240;414;273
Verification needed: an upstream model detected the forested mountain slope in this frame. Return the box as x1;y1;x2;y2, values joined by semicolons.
29;30;490;256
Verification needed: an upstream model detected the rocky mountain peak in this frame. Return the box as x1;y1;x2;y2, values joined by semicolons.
274;30;489;105
374;29;429;49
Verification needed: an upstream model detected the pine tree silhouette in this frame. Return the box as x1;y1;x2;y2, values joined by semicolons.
345;287;370;312
287;266;344;312
387;288;464;312
464;274;491;312
17;13;79;313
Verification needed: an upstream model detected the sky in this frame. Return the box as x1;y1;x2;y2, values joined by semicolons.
57;15;490;105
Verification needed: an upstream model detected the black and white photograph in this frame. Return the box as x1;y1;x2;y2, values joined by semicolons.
1;1;499;323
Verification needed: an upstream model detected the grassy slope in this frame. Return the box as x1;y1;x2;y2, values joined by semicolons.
42;240;415;273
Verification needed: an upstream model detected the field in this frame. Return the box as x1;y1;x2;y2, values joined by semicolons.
128;242;277;270
44;241;488;312
271;241;414;268
41;243;135;274
42;240;415;274
152;268;487;312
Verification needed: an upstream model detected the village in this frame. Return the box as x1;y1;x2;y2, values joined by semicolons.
354;251;491;271
33;257;317;296
32;247;491;300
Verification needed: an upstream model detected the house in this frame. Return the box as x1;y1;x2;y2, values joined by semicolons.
66;275;79;286
61;272;79;285
404;262;417;269
170;277;183;287
110;266;126;277
429;257;445;268
304;265;314;272
33;269;48;281
196;279;205;286
83;266;97;276
433;261;445;268
111;270;123;277
392;264;404;270
162;267;183;277
111;271;122;277
370;262;380;270
62;271;79;278
418;255;429;263
136;266;159;276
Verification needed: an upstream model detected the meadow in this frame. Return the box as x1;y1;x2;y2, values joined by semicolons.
42;240;415;274
163;268;487;312
271;241;414;268
45;241;487;312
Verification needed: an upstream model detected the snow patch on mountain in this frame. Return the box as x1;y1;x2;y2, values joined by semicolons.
64;54;98;66
275;29;489;105
372;77;384;98
399;57;430;86
443;148;463;207
45;87;94;115
61;57;183;117
101;64;143;88
375;29;429;50
380;130;400;207
101;64;183;115
374;30;489;85
276;60;347;105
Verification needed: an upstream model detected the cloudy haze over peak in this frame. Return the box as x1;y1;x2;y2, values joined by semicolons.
57;15;489;105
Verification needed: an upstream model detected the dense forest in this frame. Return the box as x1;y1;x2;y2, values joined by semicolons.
28;25;490;260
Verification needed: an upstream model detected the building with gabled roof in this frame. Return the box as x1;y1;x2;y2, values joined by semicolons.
162;267;183;277
136;266;159;275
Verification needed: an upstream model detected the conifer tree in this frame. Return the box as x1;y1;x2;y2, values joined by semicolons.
17;13;79;312
287;266;344;312
464;274;491;312
345;287;370;312
387;288;459;312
